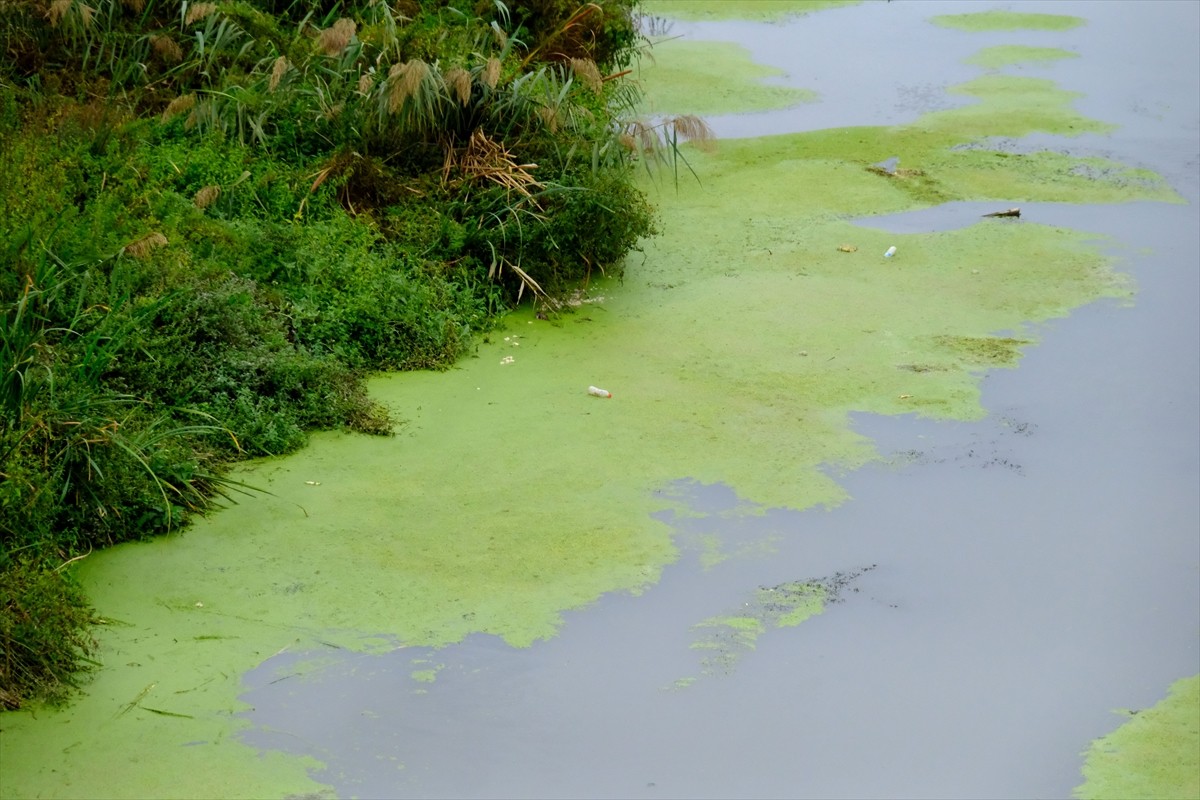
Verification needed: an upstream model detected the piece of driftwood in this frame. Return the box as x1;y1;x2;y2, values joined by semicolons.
983;207;1021;218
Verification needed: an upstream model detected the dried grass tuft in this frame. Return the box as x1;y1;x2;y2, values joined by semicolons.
490;22;507;49
318;18;356;56
444;67;472;106
193;185;220;209
125;232;168;259
150;35;183;62
161;93;195;122
120;0;145;12
357;73;375;95
570;58;602;95
268;56;289;92
77;3;94;27
184;2;217;26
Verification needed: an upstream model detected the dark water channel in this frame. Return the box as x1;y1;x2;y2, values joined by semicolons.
237;3;1199;798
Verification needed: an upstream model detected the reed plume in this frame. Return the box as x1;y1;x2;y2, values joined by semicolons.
46;0;71;26
125;233;168;259
161;94;195;122
268;56;289;92
570;58;602;94
482;57;501;89
444;68;472;106
319;18;356;56
150;35;183;63
184;3;217;26
387;60;429;113
193;185;220;209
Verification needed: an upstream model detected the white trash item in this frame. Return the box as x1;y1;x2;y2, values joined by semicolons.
884;246;897;258
587;386;613;398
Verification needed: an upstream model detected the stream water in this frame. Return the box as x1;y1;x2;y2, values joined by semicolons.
2;2;1196;799
233;3;1198;798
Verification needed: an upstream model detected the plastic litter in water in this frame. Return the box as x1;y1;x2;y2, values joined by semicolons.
587;386;612;398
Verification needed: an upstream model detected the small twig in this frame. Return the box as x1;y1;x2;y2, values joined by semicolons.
117;683;156;717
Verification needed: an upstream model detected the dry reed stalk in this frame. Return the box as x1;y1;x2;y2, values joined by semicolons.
487;256;548;304
184;2;216;25
444;67;471;106
268;56;288;92
570;58;603;94
125;232;168;259
318;18;356;55
193;185;220;209
387;60;429;113
505;260;547;303
150;35;183;62
447;129;542;201
161;93;195;122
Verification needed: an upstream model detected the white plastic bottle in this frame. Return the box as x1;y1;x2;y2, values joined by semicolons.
587;386;612;398
884;246;897;258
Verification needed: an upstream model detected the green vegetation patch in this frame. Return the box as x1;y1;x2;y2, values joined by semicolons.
932;11;1086;32
932;335;1032;368
683;580;828;682
1075;674;1200;800
636;40;816;117
642;0;858;22
967;45;1081;69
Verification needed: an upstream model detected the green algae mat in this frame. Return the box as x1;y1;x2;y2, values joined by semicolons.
0;7;1192;800
1076;675;1200;800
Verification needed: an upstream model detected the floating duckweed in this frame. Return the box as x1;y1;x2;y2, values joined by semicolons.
1075;675;1200;800
932;11;1086;32
966;46;1081;69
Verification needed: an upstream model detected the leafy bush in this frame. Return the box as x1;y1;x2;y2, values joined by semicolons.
0;0;664;708
0;560;97;710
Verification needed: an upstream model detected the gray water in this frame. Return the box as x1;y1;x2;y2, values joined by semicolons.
238;2;1199;797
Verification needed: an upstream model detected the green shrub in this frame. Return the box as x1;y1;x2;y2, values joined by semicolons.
0;0;660;708
0;559;97;710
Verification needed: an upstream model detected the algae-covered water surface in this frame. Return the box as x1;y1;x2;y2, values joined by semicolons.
2;2;1197;798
